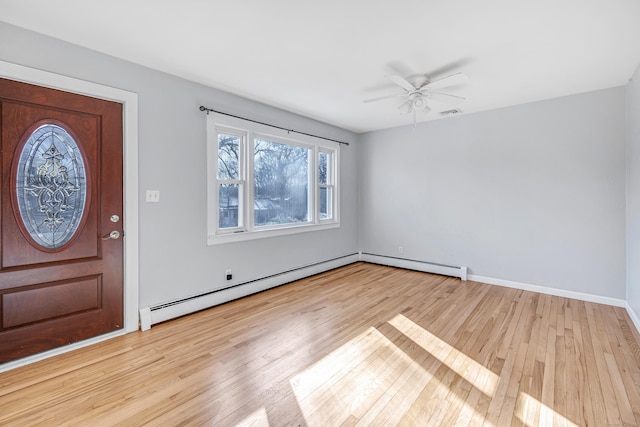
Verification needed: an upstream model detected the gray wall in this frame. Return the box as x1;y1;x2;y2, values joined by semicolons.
359;88;627;299
0;22;359;307
628;64;640;314
1;20;633;308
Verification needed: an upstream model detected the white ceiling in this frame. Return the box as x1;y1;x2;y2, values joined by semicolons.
2;0;640;133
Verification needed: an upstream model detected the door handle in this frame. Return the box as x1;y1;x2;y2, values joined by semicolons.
102;231;121;240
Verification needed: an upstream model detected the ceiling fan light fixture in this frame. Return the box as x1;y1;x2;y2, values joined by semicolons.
411;94;429;110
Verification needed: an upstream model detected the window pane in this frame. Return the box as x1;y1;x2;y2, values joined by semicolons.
219;183;240;229
254;139;309;226
218;134;240;180
320;186;332;220
319;152;330;185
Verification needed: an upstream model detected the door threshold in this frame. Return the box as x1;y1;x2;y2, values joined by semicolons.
0;329;128;373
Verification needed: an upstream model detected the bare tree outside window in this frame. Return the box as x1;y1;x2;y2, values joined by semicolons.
218;134;242;229
254;139;309;226
319;151;333;220
218;135;239;180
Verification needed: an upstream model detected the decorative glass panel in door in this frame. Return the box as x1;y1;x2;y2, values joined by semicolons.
15;122;88;250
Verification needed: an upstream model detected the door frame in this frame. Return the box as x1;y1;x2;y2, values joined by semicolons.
0;60;139;372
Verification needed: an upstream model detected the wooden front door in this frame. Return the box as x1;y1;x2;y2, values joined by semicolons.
0;78;124;363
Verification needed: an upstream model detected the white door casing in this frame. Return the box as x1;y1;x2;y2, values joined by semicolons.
0;60;139;372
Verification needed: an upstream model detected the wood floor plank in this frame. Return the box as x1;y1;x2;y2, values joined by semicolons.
569;313;592;426
1;262;640;426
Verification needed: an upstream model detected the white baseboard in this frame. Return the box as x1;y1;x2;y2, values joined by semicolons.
359;253;468;281
626;303;640;334
355;255;626;309
468;273;626;308
142;253;360;328
139;306;151;331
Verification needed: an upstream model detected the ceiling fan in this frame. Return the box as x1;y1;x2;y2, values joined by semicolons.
363;72;468;124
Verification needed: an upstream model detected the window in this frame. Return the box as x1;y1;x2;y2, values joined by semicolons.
318;150;334;220
217;131;244;231
207;113;339;244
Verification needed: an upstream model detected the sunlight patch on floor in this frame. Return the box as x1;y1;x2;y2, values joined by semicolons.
290;327;384;401
289;324;496;426
388;314;499;397
516;391;578;427
234;407;270;427
290;327;415;425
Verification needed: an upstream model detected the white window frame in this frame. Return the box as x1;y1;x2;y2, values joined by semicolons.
215;127;246;233
207;113;339;245
318;149;336;221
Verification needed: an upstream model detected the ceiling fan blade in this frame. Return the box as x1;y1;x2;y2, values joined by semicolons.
362;93;407;103
427;92;466;105
423;72;468;91
386;74;417;92
398;99;413;116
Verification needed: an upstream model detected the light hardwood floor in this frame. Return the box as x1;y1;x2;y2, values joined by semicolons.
2;262;640;426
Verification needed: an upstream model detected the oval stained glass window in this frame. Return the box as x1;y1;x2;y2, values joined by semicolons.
16;123;88;249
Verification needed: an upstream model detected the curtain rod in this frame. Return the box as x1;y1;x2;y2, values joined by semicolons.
199;106;349;146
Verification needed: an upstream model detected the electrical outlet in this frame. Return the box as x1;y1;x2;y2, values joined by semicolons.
398;246;403;255
145;190;160;203
225;269;232;281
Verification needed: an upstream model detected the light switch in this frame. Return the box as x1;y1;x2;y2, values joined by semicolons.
146;190;160;203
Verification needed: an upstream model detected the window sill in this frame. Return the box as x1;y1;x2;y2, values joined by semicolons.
207;221;340;245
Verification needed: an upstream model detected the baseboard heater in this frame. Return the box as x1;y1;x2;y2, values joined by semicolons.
359;252;468;281
139;253;360;330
